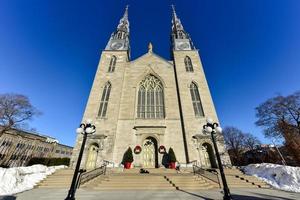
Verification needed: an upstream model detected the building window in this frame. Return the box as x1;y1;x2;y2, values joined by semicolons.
0;154;5;160
108;56;117;72
137;74;165;119
98;82;111;118
56;150;60;153
117;31;122;39
184;56;193;72
190;82;204;117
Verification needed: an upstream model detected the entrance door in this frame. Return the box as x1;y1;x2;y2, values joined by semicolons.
142;137;158;168
86;143;99;170
202;143;217;168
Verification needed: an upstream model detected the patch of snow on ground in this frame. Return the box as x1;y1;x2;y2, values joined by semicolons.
0;164;66;195
242;163;300;193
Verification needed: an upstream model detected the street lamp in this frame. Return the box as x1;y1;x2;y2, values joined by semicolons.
203;118;232;200
65;119;96;200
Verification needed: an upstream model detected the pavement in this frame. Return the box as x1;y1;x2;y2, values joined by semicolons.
0;188;299;200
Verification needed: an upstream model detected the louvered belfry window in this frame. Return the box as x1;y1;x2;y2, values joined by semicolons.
185;56;194;72
108;56;117;72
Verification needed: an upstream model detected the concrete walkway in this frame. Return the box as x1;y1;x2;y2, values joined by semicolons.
0;188;299;200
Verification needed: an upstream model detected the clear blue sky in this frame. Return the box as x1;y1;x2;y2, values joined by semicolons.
0;0;299;146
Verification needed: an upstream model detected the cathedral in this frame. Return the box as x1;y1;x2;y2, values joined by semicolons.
71;6;231;170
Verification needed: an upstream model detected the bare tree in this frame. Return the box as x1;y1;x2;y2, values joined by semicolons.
223;127;261;165
255;91;300;138
222;127;245;165
0;93;41;137
243;133;261;151
256;91;300;165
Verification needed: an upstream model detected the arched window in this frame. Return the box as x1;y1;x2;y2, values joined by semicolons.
98;82;111;118
117;31;123;39
108;56;117;72
184;56;193;72
190;82;204;117
137;75;165;119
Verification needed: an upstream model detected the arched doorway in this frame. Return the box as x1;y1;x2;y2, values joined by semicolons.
85;143;99;170
202;143;218;168
142;137;158;168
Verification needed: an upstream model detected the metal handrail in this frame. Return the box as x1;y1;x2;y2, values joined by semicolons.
78;164;107;187
193;164;221;188
103;160;114;168
177;160;198;168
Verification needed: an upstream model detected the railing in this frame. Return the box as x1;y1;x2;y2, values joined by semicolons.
193;164;221;188
103;160;115;168
177;160;198;168
77;164;107;187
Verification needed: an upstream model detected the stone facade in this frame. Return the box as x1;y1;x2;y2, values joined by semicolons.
71;6;231;169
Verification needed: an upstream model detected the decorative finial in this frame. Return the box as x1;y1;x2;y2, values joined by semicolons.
148;42;153;53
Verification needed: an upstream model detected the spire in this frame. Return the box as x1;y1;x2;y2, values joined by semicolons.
105;5;130;53
117;5;129;33
171;5;177;20
170;5;195;51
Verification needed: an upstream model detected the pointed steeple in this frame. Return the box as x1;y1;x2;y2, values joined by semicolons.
117;5;129;33
105;6;130;54
171;5;195;51
171;5;184;34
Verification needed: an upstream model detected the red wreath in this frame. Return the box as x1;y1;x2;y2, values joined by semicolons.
158;145;166;154
134;145;142;154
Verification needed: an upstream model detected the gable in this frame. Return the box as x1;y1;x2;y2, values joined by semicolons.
130;52;173;67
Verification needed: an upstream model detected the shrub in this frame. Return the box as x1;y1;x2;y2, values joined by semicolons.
122;147;134;164
168;148;177;162
27;157;70;166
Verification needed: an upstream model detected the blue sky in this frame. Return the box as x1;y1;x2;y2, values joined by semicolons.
0;0;299;146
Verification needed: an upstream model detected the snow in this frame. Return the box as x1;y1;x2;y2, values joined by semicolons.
0;164;66;195
243;163;300;193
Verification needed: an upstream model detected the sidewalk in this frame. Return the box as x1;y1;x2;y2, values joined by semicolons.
1;188;299;200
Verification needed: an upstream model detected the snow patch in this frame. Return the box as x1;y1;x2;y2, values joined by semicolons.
0;164;66;195
242;163;300;193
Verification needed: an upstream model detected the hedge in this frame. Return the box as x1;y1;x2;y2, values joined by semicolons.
27;157;70;166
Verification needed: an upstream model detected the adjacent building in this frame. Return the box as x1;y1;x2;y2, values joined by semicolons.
0;127;73;167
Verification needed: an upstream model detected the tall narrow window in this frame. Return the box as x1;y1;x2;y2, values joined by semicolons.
98;82;111;118
137;75;165;119
108;56;117;72
190;82;204;117
185;56;193;72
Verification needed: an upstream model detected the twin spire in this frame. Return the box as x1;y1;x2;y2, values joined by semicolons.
105;5;194;53
117;5;129;33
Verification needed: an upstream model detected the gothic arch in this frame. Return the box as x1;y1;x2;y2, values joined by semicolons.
184;56;193;72
85;143;99;170
136;69;166;89
201;142;218;168
136;74;165;119
108;55;117;72
189;82;204;117
98;81;112;118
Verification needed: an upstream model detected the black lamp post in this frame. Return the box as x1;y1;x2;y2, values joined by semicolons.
203;118;232;200
65;119;96;200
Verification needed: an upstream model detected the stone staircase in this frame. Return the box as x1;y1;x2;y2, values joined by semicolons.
81;168;219;191
36;167;270;191
218;168;271;189
37;169;74;188
164;174;219;190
